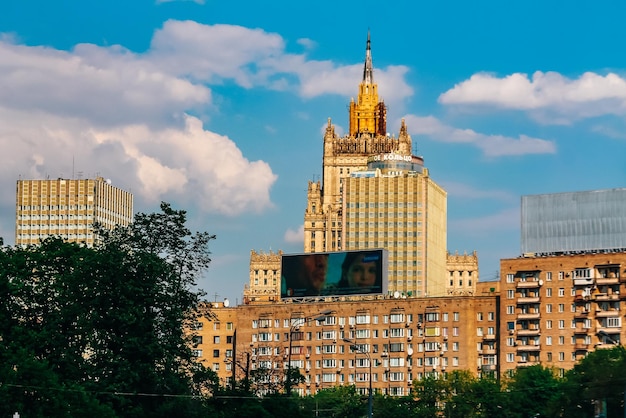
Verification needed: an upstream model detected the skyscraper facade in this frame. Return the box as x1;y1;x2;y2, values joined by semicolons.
15;177;133;246
303;33;450;296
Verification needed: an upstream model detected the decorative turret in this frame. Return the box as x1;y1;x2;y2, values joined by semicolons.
348;32;387;137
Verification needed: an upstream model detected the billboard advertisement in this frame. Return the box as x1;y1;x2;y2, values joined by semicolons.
280;249;388;298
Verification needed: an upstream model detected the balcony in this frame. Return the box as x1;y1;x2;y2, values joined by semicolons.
574;295;589;303
516;344;541;352
517;297;540;304
596;327;621;335
517;328;540;337
595;293;620;302
482;334;497;341
573;327;593;335
574;343;590;351
482;348;497;355
517;312;540;320
574;310;590;319
596;310;620;318
517;360;540;367
596;277;620;285
516;281;540;289
481;364;497;371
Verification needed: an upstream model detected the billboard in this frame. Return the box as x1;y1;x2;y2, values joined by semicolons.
280;249;388;298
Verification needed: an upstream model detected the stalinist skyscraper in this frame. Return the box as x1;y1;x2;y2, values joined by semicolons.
244;33;477;304
303;33;450;297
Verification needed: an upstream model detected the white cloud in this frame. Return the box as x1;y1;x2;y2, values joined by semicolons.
0;20;415;231
0;40;210;128
403;115;556;157
149;20;413;104
439;71;626;122
296;38;317;51
284;225;304;243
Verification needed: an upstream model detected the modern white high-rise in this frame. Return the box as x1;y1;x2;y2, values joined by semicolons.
15;177;133;247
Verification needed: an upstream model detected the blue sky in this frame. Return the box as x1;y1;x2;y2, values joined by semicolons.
2;0;626;303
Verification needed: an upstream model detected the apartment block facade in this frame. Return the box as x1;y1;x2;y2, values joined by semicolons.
500;250;626;375
15;177;133;246
196;292;499;396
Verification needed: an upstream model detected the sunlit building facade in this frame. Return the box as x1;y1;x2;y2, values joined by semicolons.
15;177;133;246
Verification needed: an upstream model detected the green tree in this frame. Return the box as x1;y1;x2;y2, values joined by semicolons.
555;346;626;418
504;365;561;418
0;202;217;417
309;385;365;418
412;373;447;418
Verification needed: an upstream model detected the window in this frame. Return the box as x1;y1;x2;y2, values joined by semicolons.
546;336;552;345
355;329;370;339
212;336;219;344
477;312;484;321
488;312;495;321
389;357;405;367
506;353;514;363
389;343;404;352
558;288;565;297
507;337;514;346
546;272;552;281
356;314;370;324
453;312;460;322
506;274;514;283
607;317;621;327
558;320;565;329
558;304;564;313
425;312;439;322
390;313;404;323
390;328;405;338
546;288;552;297
546;320;552;329
507;305;514;314
546;304;552;313
213;349;219;358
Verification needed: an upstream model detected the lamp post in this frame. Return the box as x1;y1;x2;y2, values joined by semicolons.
344;338;373;418
286;309;333;396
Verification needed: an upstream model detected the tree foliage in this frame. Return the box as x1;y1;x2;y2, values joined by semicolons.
0;202;216;417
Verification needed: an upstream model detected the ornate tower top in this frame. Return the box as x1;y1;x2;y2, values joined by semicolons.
349;32;387;137
362;30;374;84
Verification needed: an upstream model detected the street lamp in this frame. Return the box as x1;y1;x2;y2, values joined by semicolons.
344;338;373;418
286;309;333;396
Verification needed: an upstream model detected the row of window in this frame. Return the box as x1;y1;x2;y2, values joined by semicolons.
347;202;423;209
507;267;621;283
17;205;94;210
252;312;464;329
